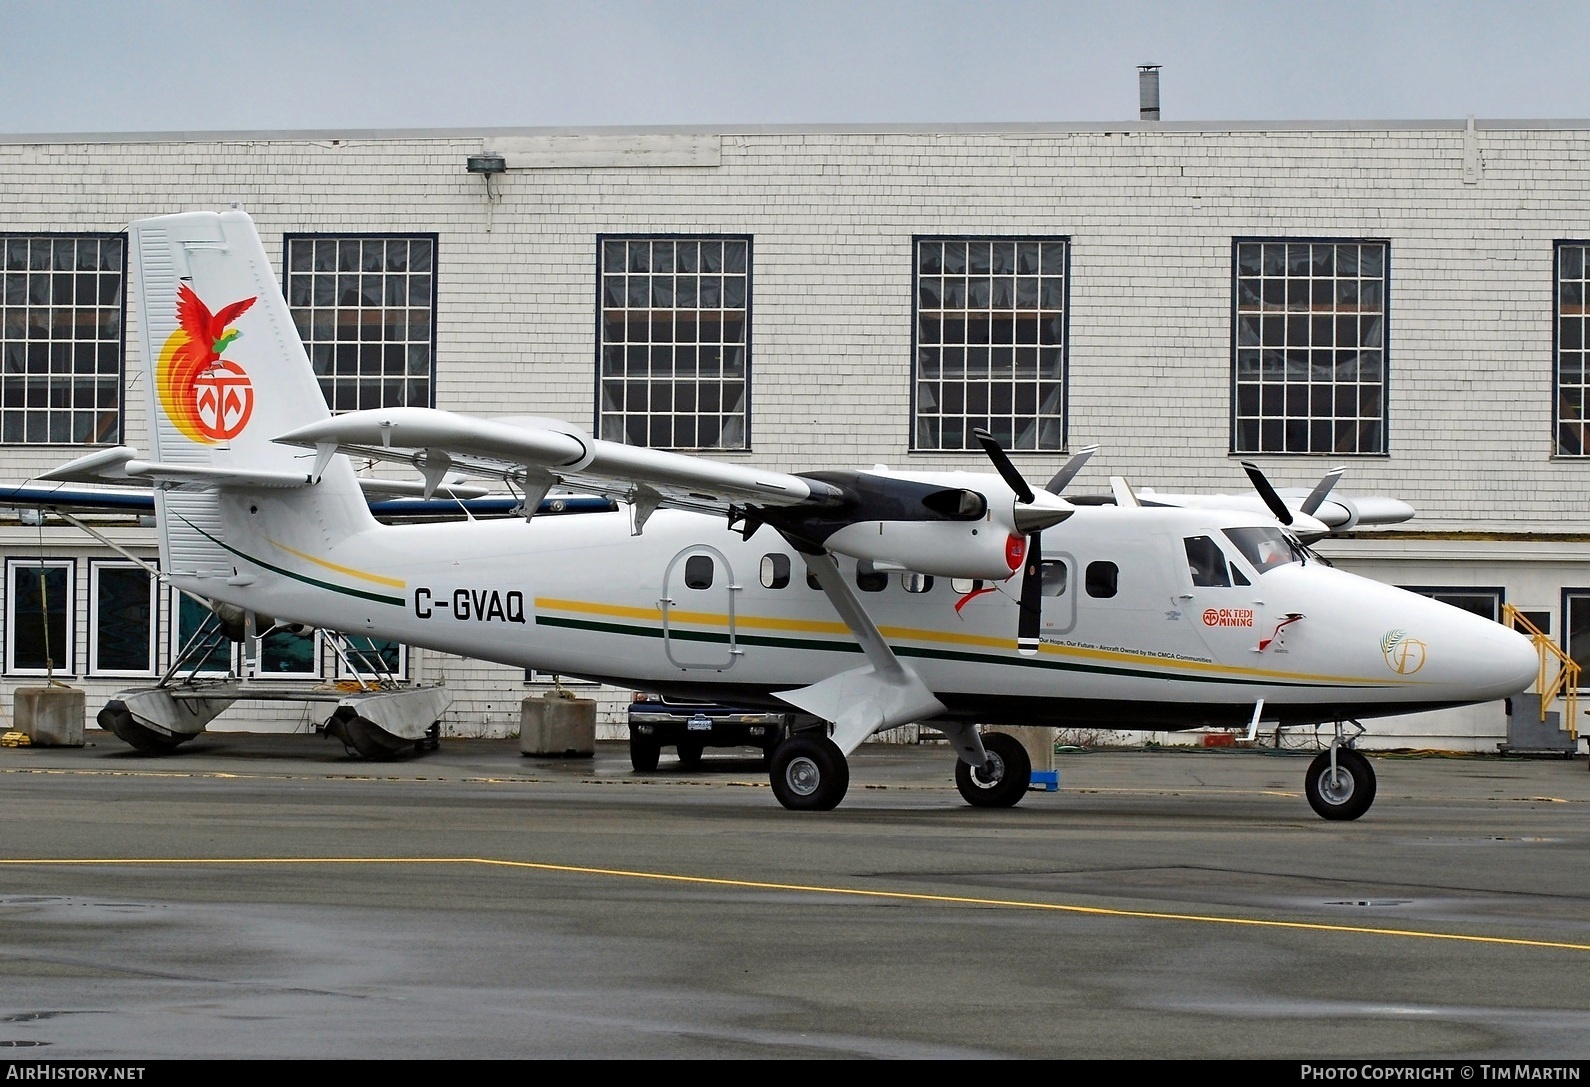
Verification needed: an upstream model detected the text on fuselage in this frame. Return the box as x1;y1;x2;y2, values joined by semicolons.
414;587;527;623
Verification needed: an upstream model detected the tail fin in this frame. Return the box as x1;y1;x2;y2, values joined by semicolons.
129;210;372;578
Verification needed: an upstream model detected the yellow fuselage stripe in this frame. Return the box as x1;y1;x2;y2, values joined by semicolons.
533;596;1406;687
266;537;407;589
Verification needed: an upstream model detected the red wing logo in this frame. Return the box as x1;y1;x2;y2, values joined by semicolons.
156;284;258;444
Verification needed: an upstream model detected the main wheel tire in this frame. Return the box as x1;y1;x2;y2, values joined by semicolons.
676;739;706;769
629;736;660;772
769;733;850;811
1304;747;1377;821
954;731;1032;808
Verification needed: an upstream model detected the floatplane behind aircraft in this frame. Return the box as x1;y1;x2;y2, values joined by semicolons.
34;210;1538;819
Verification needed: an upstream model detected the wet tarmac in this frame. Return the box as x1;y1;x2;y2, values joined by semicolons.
1;729;1589;1059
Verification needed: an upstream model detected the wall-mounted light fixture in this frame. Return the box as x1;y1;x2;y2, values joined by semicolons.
466;153;506;176
466;152;507;230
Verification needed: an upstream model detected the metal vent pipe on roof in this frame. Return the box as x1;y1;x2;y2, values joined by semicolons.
1138;65;1161;121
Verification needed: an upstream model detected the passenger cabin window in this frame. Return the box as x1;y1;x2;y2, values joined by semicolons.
1039;560;1068;596
951;578;984;595
1222;527;1299;573
1184;536;1232;587
856;561;887;593
684;555;714;589
760;553;790;589
1085;561;1117;599
901;572;934;593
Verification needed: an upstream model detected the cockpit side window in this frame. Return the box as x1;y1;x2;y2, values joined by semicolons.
1184;535;1232;587
1223;526;1301;573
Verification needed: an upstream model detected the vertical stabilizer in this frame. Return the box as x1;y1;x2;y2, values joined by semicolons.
129;211;372;578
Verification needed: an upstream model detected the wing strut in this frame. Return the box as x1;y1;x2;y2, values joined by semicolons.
773;549;949;758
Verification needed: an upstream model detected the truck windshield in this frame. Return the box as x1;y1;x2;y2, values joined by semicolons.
1222;526;1303;573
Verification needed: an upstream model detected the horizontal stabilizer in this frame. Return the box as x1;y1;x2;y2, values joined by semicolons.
39;446;312;489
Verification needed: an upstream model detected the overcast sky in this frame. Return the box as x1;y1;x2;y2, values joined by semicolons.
2;0;1586;134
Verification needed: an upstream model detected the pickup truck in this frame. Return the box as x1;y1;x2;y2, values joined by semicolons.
626;693;819;770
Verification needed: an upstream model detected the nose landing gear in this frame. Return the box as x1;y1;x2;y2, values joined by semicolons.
1304;743;1377;821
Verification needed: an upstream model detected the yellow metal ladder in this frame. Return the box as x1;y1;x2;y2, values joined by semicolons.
1503;604;1580;740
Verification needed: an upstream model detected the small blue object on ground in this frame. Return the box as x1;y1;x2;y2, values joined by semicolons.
1029;770;1060;792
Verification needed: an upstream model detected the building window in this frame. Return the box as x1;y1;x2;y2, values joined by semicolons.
284;235;436;412
1404;586;1503;622
0;234;125;444
89;560;156;676
1233;240;1387;455
336;636;406;681
1556;243;1590;455
914;237;1067;452
171;590;233;676
1562;590;1590;689
598;236;749;450
6;559;74;675
259;628;320;679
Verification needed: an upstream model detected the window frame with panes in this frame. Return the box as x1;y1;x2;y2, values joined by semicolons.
0;233;126;445
1232;239;1388;456
283;234;436;413
597;235;751;451
912;236;1068;452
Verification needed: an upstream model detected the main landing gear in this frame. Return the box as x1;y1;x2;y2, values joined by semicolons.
770;733;851;811
767;728;1033;812
954;731;1031;808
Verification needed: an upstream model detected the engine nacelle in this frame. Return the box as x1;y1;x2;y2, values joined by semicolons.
823;519;1026;580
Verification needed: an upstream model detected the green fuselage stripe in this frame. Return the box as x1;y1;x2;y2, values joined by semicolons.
534;614;1344;690
175;514;406;608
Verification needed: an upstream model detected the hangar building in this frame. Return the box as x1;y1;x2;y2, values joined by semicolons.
1;116;1586;751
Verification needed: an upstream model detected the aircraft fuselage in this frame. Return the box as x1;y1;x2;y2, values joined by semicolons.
191;496;1538;733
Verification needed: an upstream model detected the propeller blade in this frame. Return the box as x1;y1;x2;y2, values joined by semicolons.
1044;444;1098;495
1240;462;1294;526
972;428;1035;504
1299;466;1346;516
1017;530;1042;656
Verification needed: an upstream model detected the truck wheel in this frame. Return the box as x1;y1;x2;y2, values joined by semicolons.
677;739;705;769
630;735;660;772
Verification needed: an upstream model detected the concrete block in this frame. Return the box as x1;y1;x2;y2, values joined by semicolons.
999;724;1056;772
14;686;86;747
519;692;596;758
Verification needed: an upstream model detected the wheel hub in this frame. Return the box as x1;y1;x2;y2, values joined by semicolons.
972;752;1005;788
1317;764;1355;805
786;755;821;797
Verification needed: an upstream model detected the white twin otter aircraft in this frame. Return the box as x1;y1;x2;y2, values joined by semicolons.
42;211;1537;819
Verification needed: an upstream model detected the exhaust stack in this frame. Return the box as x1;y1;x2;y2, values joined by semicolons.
1138;65;1161;121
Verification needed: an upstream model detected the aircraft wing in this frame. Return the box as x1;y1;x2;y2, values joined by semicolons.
1132;488;1415;531
271;407;842;517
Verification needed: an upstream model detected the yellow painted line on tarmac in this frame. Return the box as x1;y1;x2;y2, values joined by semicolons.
2;856;1587;953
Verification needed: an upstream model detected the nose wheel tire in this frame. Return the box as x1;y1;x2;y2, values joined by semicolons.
954;731;1032;808
1304;747;1377;821
770;733;850;811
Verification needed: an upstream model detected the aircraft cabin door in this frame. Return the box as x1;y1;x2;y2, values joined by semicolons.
661;546;738;670
1181;533;1264;661
1038;551;1077;637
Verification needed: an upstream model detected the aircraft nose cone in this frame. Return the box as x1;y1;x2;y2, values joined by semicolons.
1498;625;1541;694
1468;623;1541;701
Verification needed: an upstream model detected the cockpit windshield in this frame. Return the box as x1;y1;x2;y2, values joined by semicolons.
1222;526;1304;573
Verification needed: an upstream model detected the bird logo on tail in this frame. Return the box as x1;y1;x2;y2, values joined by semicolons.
157;283;258;443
